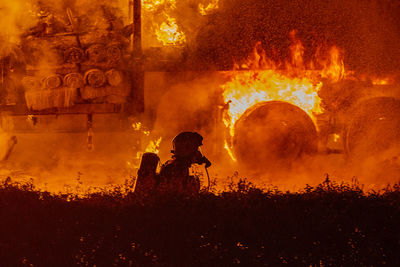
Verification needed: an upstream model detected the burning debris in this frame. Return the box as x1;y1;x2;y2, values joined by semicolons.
220;32;343;167
142;0;220;47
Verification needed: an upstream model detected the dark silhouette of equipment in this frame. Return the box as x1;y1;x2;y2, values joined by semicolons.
160;132;211;194
136;132;211;195
135;152;160;194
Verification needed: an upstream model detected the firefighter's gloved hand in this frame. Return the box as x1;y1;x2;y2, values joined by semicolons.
202;156;212;168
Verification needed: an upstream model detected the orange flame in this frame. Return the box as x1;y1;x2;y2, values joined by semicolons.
142;0;186;46
221;32;347;160
319;46;346;82
142;0;176;12
222;70;323;136
135;137;162;167
132;122;150;136
287;30;305;70
155;15;186;45
371;76;395;85
199;0;219;15
145;137;163;154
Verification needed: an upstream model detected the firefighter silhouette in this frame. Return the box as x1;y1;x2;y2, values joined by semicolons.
159;132;211;194
136;132;211;195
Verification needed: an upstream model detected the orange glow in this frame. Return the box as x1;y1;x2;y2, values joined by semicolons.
132;122;150;136
199;0;219;15
132;122;142;131
142;0;187;46
221;32;348;160
155;15;186;45
145;137;163;154
142;0;176;12
333;134;340;143
371;76;394;85
224;140;237;162
135;137;162;168
319;46;346;82
287;30;305;70
222;70;322;136
142;0;221;46
0;1;37;46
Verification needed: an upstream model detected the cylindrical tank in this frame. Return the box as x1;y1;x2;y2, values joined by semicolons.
345;97;400;159
138;152;160;178
233;101;318;170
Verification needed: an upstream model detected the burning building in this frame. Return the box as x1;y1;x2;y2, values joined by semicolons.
0;0;400;189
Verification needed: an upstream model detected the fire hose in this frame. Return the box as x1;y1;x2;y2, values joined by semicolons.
205;165;210;192
199;147;211;192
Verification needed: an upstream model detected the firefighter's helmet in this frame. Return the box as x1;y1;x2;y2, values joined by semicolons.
172;132;203;157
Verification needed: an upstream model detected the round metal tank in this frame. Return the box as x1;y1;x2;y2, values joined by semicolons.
345;97;400;159
233;101;318;170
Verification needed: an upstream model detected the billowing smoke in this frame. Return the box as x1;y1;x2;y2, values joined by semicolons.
0;0;135;191
0;1;37;57
190;0;400;73
1;0;400;192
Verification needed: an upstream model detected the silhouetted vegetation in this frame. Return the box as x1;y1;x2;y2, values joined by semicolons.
0;176;399;266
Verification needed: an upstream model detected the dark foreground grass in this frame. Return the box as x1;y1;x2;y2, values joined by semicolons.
0;177;399;266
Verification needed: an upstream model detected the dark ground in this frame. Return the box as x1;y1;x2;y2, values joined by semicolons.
0;177;399;266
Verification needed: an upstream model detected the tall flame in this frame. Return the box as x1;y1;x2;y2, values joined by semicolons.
319;46;346;82
221;31;347;160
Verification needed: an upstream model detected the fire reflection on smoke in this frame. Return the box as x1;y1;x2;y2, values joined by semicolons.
0;0;399;193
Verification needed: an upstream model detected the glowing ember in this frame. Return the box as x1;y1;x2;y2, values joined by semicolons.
333;134;340;143
132;122;150;136
132;122;142;131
